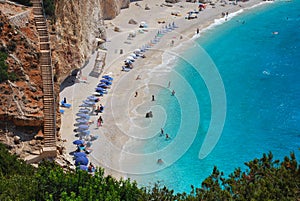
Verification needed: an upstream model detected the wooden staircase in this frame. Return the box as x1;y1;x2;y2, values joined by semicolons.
31;0;57;157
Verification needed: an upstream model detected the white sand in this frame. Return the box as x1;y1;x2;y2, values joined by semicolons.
59;0;265;178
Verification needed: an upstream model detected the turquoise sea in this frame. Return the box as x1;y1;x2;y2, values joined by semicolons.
127;0;300;193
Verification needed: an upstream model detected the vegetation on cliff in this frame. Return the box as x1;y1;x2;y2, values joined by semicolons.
0;143;299;200
10;0;32;6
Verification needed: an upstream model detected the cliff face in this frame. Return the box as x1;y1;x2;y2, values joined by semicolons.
0;0;131;128
53;0;130;83
0;10;43;127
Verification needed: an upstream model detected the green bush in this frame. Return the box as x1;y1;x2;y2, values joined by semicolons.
0;142;299;200
0;51;18;83
10;0;32;6
43;0;55;20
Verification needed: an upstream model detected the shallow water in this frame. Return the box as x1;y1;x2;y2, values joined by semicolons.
124;0;300;193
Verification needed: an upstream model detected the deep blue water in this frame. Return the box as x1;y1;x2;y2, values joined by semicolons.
131;0;300;193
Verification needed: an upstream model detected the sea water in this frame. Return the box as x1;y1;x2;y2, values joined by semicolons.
127;0;300;193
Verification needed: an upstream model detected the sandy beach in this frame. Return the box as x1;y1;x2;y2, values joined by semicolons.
59;0;265;179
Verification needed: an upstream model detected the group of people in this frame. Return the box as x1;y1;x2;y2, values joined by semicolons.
160;128;171;140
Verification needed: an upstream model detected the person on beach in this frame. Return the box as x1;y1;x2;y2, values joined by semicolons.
171;40;174;46
167;81;171;88
135;91;138;97
171;90;175;96
96;105;100;115
136;75;141;80
97;116;103;127
99;104;104;113
197;28;199;34
92;104;96;113
152;95;155;101
63;97;67;104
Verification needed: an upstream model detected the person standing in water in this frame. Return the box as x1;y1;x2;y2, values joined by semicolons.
160;128;164;136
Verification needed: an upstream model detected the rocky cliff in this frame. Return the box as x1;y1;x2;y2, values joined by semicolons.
0;9;43;127
52;0;130;83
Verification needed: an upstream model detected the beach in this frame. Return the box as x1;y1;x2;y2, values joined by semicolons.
59;0;266;180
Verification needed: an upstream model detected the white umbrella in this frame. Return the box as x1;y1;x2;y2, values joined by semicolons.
126;56;135;61
134;49;141;54
130;53;137;58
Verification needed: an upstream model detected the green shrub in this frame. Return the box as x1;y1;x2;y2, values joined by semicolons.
43;0;55;21
10;0;32;6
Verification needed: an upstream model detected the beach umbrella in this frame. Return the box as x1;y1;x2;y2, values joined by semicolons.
126;56;135;61
130;53;137;58
80;130;91;136
83;100;95;105
79;103;93;107
78;124;89;130
97;83;109;88
102;75;113;80
79;165;88;171
74;152;87;158
100;80;112;85
87;96;99;101
134;49;141;54
75;156;89;166
73;139;85;145
79;108;90;113
76;118;88;124
95;87;106;92
76;113;90;119
124;60;133;64
93;92;104;96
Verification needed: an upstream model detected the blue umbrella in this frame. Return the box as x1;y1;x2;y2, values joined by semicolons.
76;113;90;119
76;118;88;124
78;124;89;130
73;139;84;145
102;75;113;81
83;100;95;105
87;96;99;101
79;165;88;171
80;130;90;136
79;108;90;113
97;83;109;88
100;79;112;85
74;152;87;158
95;87;107;93
75;156;89;166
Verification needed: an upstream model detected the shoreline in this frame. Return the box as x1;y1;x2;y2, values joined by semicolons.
59;0;270;180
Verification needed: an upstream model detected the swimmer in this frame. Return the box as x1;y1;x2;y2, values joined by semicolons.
157;159;164;164
160;128;164;136
166;134;170;140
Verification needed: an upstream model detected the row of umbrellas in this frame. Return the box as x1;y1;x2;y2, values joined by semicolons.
72;75;114;169
123;22;178;71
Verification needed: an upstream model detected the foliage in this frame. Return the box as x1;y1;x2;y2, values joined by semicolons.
0;50;18;83
10;0;32;6
43;0;55;21
0;142;299;200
